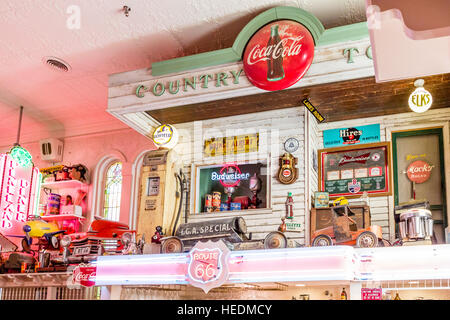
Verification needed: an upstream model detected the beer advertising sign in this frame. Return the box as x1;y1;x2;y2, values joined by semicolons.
187;240;230;293
318;142;392;198
243;20;315;91
406;160;434;184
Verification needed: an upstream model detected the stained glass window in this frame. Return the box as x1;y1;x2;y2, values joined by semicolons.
103;161;122;221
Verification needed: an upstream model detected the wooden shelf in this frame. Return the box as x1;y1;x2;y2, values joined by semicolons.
40;214;85;221
41;180;88;189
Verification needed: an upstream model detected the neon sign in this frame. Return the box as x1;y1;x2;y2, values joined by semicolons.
187;240;230;293
211;164;250;188
0;154;41;233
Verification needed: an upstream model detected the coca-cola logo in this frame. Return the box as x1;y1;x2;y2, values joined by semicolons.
243;20;315;91
71;265;96;287
406;160;434;183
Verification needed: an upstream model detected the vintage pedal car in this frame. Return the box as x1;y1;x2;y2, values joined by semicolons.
160;216;287;254
311;205;383;248
52;216;136;265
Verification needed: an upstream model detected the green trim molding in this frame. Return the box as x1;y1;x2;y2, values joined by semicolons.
151;6;369;77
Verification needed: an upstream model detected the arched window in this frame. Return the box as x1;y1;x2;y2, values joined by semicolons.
103;161;122;221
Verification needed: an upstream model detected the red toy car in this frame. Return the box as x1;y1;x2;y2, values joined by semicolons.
53;216;136;265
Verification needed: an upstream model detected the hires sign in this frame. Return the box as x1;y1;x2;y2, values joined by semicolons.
0;154;40;231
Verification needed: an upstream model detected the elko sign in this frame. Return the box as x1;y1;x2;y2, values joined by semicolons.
243;20;315;91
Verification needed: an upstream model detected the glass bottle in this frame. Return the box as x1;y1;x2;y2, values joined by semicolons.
341;288;347;300
394;292;401;300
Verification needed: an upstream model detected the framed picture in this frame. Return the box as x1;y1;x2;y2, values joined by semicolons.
318;142;392;198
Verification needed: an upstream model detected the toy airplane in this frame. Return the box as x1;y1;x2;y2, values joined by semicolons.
8;218;65;252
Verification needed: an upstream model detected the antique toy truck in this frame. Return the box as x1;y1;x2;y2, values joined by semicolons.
160;216;287;253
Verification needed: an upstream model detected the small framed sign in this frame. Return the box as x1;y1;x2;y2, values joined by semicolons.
323;124;380;148
318;142;392;198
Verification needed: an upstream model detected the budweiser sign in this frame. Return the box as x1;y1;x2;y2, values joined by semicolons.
339;153;371;166
243;20;315;91
406;160;434;183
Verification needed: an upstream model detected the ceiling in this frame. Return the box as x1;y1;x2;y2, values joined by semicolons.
0;0;368;148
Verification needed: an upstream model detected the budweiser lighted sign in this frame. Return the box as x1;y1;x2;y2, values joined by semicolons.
243;20;315;91
187;240;230;293
211;164;250;188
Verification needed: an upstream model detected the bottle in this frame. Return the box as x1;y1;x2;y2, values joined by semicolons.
267;24;285;81
285;192;294;219
341;288;347;300
394;292;401;300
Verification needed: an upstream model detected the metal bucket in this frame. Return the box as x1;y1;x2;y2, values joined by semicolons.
399;221;408;239
408;216;426;239
424;218;434;238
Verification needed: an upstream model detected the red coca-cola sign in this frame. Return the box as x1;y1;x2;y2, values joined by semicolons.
243;20;315;91
72;265;96;287
407;160;434;183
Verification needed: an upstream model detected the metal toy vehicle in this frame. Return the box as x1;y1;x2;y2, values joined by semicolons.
160;216;288;254
311;205;383;248
52;216;136;265
8;218;65;253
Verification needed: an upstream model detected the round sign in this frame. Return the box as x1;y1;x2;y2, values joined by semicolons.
152;124;178;148
284;138;300;153
243;20;315;91
406;160;433;183
408;87;432;113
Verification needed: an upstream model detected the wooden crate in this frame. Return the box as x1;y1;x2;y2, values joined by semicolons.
310;205;371;243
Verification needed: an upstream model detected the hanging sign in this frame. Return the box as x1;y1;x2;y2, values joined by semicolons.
406;160;434;184
243;20;315;91
323;124;381;148
152;124;178;148
204;133;259;157
409;80;432;113
302;98;325;123
0;154;41;236
187;240;230;293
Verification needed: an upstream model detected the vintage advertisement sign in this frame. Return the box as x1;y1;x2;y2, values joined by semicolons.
187;240;230;293
361;288;382;300
406;160;434;184
152;124;178;148
318;142;391;198
243;20;315;91
323;124;380;148
409;86;432;113
0;154;41;239
302;98;325;123
69;264;97;288
204;133;259;157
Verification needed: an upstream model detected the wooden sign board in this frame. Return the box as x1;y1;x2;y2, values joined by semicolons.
204;133;259;157
318;142;392;198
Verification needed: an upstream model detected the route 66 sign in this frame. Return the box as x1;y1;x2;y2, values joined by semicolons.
187;240;230;293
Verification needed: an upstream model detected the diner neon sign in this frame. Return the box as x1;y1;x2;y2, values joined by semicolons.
0;153;41;230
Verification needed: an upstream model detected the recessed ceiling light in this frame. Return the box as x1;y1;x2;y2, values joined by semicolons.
295;284;305;287
42;56;71;73
408;281;420;284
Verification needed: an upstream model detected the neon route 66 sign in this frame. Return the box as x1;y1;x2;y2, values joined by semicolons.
187;240;230;293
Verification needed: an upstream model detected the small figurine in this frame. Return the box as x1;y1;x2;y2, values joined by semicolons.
151;226;164;244
249;173;262;209
285;192;294;219
278;217;287;232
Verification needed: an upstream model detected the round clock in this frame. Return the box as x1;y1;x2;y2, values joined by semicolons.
284;138;299;153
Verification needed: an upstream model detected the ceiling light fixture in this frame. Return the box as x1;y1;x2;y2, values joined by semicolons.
9;106;33;167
